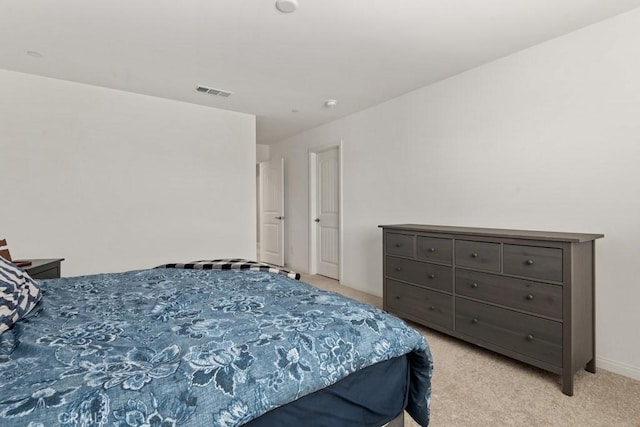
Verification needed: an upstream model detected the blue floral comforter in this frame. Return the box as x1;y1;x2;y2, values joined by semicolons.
0;268;432;426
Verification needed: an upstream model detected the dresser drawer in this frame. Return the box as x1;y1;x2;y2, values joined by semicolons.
30;266;60;280
417;236;453;265
386;233;415;257
455;240;501;272
386;256;453;293
456;298;562;367
386;280;453;330
23;259;64;280
503;244;563;282
456;269;562;319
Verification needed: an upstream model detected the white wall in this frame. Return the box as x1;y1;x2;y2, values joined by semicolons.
256;144;270;163
0;70;256;276
270;9;640;380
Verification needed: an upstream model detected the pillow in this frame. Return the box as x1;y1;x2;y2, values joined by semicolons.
0;255;42;334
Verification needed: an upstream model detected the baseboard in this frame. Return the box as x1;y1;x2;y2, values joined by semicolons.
339;280;382;298
597;356;640;381
285;263;307;275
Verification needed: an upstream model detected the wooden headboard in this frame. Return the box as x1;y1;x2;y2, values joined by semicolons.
0;238;12;261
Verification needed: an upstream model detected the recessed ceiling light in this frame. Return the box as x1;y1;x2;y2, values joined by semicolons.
27;50;43;58
275;0;298;13
324;99;337;108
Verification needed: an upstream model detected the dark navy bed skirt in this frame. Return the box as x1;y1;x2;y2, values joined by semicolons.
245;355;409;427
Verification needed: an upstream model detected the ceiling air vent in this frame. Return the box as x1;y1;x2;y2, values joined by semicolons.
196;85;233;98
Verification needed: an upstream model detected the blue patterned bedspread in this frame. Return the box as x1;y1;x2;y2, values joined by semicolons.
0;268;432;426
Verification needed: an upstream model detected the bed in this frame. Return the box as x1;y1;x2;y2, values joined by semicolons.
0;258;432;427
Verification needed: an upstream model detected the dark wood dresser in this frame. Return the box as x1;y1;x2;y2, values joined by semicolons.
380;224;603;395
22;258;65;279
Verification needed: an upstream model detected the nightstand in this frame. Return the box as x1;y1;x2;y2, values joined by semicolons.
21;258;65;279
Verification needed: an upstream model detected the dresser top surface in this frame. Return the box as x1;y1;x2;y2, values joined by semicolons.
379;224;604;243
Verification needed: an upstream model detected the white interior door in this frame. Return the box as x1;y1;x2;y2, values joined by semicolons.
259;158;284;266
315;148;339;279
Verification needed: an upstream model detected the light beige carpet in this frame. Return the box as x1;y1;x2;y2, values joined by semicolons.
302;274;640;427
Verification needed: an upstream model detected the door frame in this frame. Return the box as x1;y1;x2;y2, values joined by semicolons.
308;141;343;282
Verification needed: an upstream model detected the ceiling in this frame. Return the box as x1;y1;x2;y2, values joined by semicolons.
3;0;640;145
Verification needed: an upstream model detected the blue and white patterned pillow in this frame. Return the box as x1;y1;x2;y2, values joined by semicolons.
0;256;42;334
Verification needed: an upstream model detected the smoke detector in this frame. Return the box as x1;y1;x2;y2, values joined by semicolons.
275;0;298;13
196;85;233;98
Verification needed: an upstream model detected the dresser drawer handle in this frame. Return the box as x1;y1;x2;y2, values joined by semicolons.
526;294;534;300
395;267;402;272
526;259;534;265
395;243;402;248
471;252;479;258
428;274;436;279
472;318;479;324
429;305;436;310
428;247;436;252
395;296;400;300
526;334;534;341
470;283;478;289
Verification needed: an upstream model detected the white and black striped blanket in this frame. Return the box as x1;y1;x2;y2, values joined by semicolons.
156;258;301;280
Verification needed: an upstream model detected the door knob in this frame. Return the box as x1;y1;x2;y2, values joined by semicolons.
314;218;320;222
275;216;284;220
